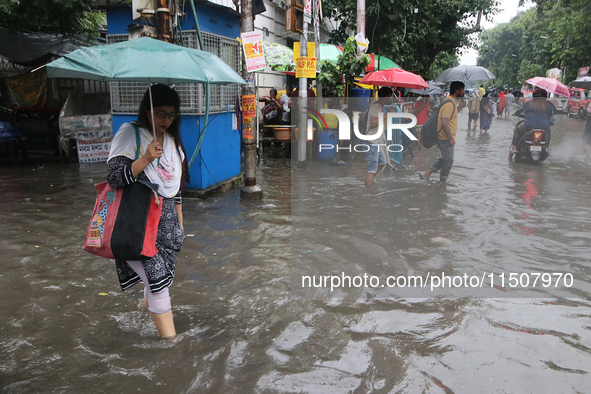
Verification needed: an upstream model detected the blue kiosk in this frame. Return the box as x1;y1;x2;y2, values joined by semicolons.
105;1;242;191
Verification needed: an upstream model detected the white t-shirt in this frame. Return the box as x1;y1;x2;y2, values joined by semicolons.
280;94;290;121
366;102;386;144
505;93;514;107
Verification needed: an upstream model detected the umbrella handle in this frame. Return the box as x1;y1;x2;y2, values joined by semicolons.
149;85;156;139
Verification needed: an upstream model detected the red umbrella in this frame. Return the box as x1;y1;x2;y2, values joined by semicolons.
525;77;572;98
359;68;429;89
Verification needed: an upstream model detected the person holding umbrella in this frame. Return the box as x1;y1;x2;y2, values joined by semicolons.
509;88;555;161
419;81;465;182
107;84;188;339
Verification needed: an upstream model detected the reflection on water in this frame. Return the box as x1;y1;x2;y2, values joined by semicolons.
1;112;591;393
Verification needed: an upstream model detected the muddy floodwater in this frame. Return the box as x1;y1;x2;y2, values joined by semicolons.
2;111;591;393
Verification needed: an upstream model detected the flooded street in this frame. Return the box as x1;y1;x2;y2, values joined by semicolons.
2;111;591;393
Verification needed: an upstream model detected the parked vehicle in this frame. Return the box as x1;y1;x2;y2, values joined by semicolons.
566;87;590;118
520;87;568;113
548;92;569;113
519;90;533;106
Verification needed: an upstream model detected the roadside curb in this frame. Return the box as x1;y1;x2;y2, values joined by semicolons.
183;174;244;199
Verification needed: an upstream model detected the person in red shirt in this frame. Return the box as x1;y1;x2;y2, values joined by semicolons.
291;85;316;99
412;95;431;141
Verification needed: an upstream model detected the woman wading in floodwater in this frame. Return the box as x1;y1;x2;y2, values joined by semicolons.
107;84;188;339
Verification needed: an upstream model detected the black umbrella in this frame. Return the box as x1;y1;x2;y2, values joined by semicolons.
434;65;496;83
408;81;444;95
571;76;591;90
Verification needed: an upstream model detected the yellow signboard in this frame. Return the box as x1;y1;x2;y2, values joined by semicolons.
6;68;54;107
293;42;316;63
296;57;317;78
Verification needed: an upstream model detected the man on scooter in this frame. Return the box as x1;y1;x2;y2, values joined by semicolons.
509;88;555;161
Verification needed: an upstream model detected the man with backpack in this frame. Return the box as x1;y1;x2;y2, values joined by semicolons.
419;80;465;183
364;87;394;187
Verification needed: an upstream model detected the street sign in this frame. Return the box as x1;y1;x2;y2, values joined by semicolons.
241;31;266;72
303;0;312;23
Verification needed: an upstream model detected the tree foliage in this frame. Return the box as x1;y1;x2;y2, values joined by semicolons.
0;0;103;39
317;37;370;96
477;0;591;88
321;0;499;80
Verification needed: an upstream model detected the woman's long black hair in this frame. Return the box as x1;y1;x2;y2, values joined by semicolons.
529;88;552;115
137;84;190;188
137;84;183;152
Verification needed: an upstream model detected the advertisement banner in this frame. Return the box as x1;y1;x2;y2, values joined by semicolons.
355;33;370;54
76;138;112;163
6;68;55;108
241;31;266;72
303;0;312;23
293;42;316;62
296;57;317;78
241;95;256;139
578;67;589;78
546;68;562;80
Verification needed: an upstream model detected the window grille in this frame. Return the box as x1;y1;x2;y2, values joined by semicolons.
107;34;130;44
106;31;240;115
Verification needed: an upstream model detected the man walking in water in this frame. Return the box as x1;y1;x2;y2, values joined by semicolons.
364;87;394;186
504;90;515;118
419;81;465;183
467;88;481;132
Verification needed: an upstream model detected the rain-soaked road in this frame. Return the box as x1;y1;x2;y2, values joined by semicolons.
1;111;591;393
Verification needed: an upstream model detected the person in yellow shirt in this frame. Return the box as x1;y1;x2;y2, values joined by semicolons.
479;84;485;98
419;81;465;182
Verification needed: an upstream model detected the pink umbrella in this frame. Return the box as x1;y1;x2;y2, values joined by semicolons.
359;68;429;89
525;77;572;98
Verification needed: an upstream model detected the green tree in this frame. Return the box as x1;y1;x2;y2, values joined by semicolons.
317;36;370;97
430;52;461;81
517;59;545;83
478;0;591;85
321;0;499;79
0;0;103;39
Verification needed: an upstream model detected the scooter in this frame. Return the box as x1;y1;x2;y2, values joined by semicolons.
514;128;550;163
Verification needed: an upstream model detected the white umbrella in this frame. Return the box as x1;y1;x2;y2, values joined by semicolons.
434;65;496;83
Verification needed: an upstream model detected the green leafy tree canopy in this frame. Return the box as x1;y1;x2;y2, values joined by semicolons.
0;0;103;39
478;0;591;87
317;36;370;96
321;0;500;80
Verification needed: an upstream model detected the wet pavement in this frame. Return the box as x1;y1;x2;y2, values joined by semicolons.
1;111;591;393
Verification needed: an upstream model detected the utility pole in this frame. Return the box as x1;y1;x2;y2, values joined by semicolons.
156;0;171;42
240;0;263;200
314;0;322;115
356;0;365;56
296;9;309;169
